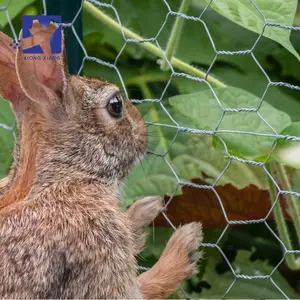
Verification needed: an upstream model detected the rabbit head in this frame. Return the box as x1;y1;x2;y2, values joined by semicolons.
14;21;147;187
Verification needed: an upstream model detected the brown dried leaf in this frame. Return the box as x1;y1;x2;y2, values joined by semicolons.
154;178;291;228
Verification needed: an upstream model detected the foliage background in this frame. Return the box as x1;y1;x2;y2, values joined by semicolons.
1;0;300;298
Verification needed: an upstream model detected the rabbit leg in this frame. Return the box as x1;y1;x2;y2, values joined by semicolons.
138;222;203;299
127;196;163;254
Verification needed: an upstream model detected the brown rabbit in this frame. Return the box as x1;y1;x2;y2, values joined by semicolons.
0;24;203;298
0;28;203;299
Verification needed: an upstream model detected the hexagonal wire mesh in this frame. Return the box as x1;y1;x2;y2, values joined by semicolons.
1;0;300;298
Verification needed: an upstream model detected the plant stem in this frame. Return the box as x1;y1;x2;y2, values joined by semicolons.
267;164;300;270
275;163;300;245
160;0;191;71
83;1;226;88
139;82;171;161
125;73;170;86
139;82;152;100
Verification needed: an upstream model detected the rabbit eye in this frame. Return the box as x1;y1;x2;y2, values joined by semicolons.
107;94;123;118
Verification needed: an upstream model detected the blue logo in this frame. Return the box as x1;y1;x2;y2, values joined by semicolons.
21;15;62;54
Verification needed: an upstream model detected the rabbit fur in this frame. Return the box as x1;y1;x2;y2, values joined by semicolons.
0;22;203;298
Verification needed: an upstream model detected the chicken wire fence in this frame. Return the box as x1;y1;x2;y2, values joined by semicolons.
1;0;300;298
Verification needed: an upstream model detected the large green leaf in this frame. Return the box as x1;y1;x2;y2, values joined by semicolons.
124;106;269;206
0;0;36;28
0;99;15;179
197;249;298;298
169;87;292;160
173;66;300;122
204;0;300;60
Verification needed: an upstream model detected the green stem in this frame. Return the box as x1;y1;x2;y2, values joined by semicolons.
160;0;191;71
139;82;152;100
275;163;300;245
139;82;171;161
267;163;300;270
125;73;170;86
83;1;226;88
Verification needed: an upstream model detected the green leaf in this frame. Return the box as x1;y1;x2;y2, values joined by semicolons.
171;134;268;189
123;105;269;206
169;87;291;160
277;122;300;147
173;66;300;122
273;122;300;168
0;99;15;179
204;0;300;61
198;249;298;298
0;0;36;28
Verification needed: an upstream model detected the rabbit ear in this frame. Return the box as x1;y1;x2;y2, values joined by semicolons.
0;32;28;114
16;20;69;107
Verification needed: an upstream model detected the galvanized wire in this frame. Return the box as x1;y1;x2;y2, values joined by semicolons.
0;0;300;299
